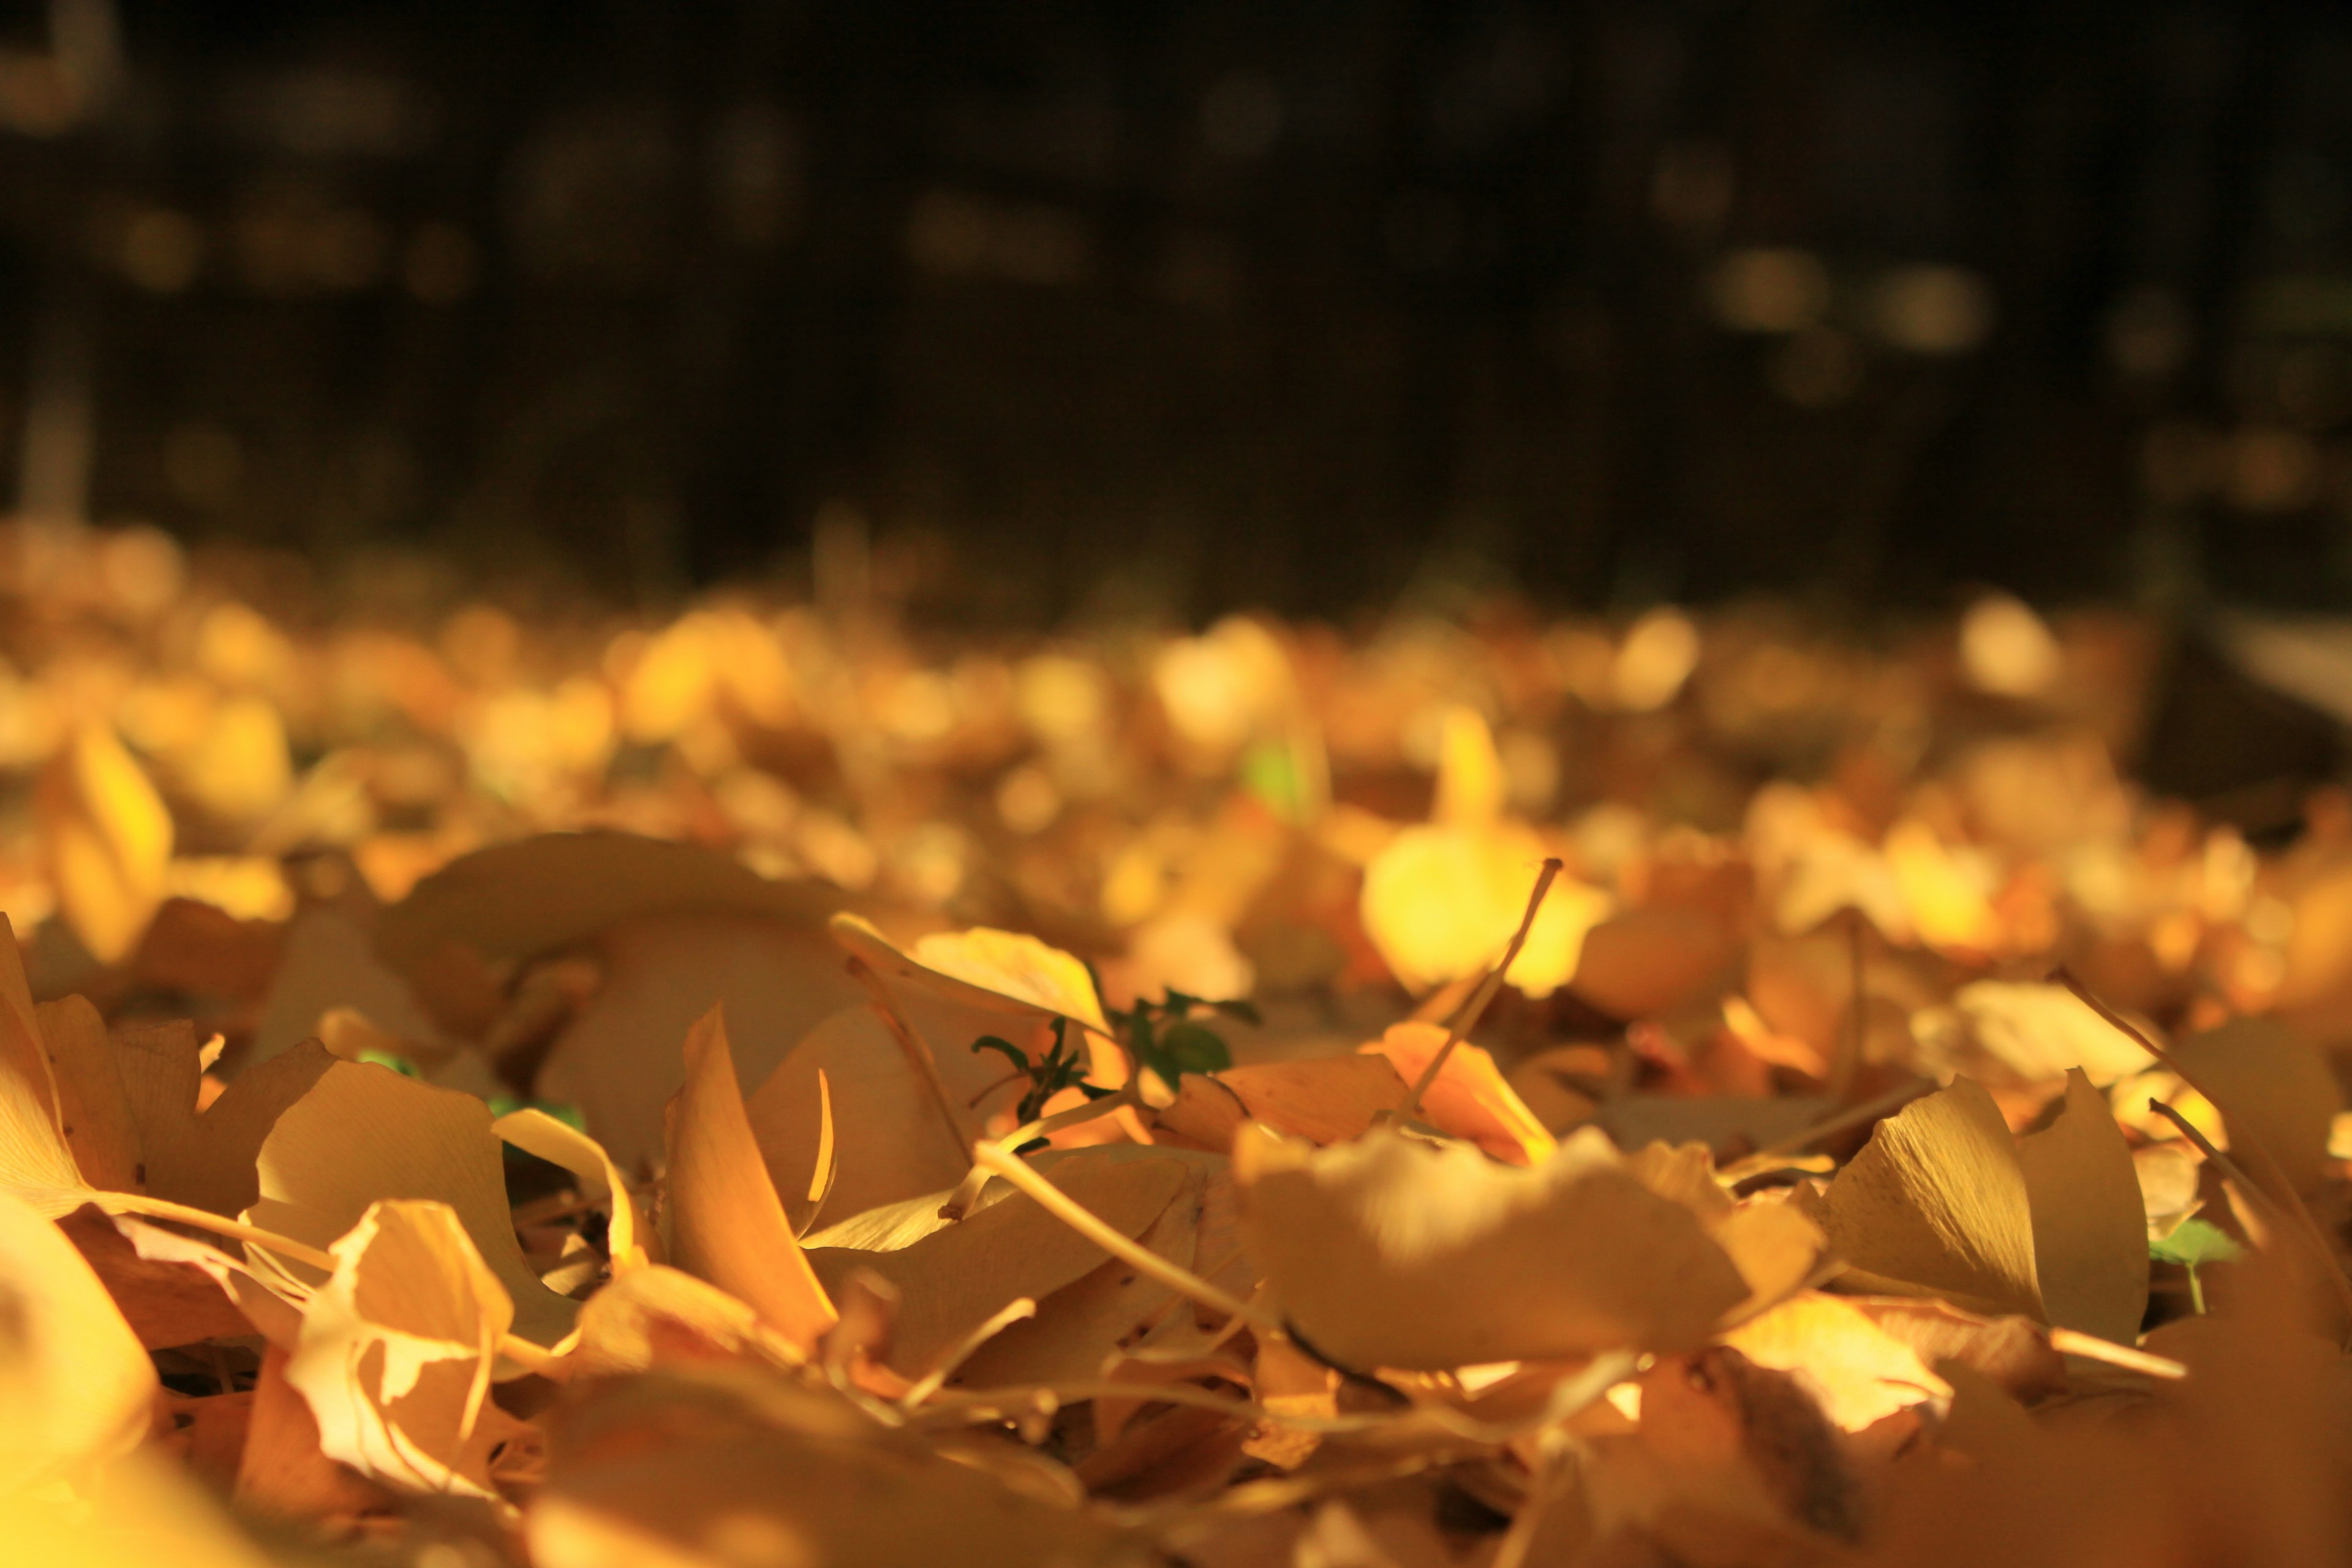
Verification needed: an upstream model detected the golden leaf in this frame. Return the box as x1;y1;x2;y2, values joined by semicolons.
1236;1125;1747;1371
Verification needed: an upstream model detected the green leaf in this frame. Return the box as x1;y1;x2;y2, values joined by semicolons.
970;1035;1031;1073
356;1047;421;1079
2150;1218;2243;1270
1152;1022;1232;1077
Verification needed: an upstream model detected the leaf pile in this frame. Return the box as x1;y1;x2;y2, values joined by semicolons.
6;533;2352;1565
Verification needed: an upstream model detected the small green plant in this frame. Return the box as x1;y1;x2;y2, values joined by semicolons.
971;1016;1114;1128
1112;990;1252;1086
2150;1217;2243;1315
968;991;1256;1137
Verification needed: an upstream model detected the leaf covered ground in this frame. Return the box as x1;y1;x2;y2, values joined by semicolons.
7;528;2352;1566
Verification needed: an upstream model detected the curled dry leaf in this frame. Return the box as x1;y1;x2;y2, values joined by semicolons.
0;1187;159;1495
828;912;1110;1031
665;1005;837;1354
495;1106;652;1272
244;1060;581;1349
282;1197;532;1499
1236;1124;1748;1371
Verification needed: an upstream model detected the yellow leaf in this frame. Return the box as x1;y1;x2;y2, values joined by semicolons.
1719;1292;1951;1432
667;1005;837;1353
495;1107;653;1272
20;1452;280;1568
831;912;1110;1031
282;1198;524;1499
1432;706;1505;827
40;722;172;964
2169;1016;2344;1194
112;1019;334;1218
0;1187;157;1495
527;1367;1120;1568
2017;1069;2147;1346
1359;823;1611;998
571;1264;802;1380
1237;1125;1747;1371
1801;1078;2041;1319
1360;1022;1556;1164
805;1148;1191;1380
244;1060;580;1349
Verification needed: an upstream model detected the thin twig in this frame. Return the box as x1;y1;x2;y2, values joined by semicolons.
971;1139;1278;1330
899;1297;1037;1409
2046;1327;2185;1381
100;1192;338;1273
1400;858;1561;1123
846;954;974;1169
938;1085;1142;1221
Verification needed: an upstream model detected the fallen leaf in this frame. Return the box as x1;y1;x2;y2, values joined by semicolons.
1236;1124;1747;1371
244;1059;581;1348
666;1005;837;1354
1802;1077;2041;1319
282;1198;530;1498
40;722;173;964
2016;1068;2147;1346
0;1186;158;1496
1359;1021;1556;1164
807;1148;1191;1379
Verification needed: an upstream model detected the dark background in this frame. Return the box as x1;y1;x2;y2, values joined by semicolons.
3;1;2350;622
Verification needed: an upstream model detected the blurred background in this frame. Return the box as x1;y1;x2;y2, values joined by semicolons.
1;1;2350;621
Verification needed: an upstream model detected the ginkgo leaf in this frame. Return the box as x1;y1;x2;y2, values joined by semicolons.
243;1060;580;1349
56;1204;254;1349
666;1005;837;1354
2168;1017;2344;1194
1360;1022;1556;1164
1717;1292;1951;1432
1802;1077;2042;1319
954;1158;1212;1389
570;1264;803;1380
495;1107;652;1272
536;911;865;1175
21;1452;282;1568
35;996;141;1191
282;1198;528;1499
1150;1054;1408;1153
2017;1068;2147;1346
747;1005;982;1227
806;1149;1192;1379
528;1367;1121;1568
0;917;86;1213
40;721;173;965
1360;823;1611;998
1947;982;2154;1086
374;829;845;981
829;913;1111;1030
111;1019;335;1218
0;1187;159;1495
1237;1125;1747;1371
